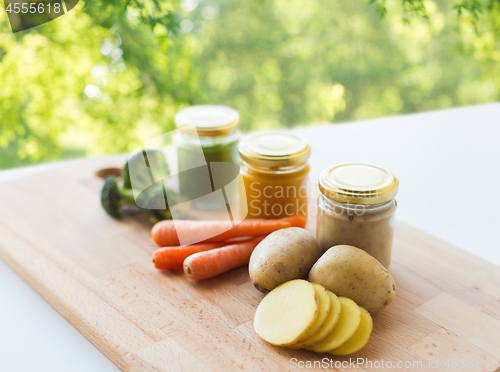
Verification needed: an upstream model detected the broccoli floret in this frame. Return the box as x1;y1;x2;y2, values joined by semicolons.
144;208;173;224
103;148;177;224
101;176;136;219
102;175;177;223
136;182;175;224
123;149;170;190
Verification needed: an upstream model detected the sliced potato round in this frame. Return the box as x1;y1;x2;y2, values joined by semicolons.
293;290;341;349
289;284;331;348
307;297;361;353
254;279;319;346
296;284;331;342
330;307;373;355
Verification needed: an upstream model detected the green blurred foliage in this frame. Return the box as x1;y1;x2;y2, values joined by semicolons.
0;0;499;169
0;0;199;168
192;0;500;130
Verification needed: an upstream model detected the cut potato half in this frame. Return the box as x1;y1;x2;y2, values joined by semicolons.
330;307;373;355
293;290;341;349
254;279;319;346
307;297;361;353
293;284;331;343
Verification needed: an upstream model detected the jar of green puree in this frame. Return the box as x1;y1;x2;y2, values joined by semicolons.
174;105;240;209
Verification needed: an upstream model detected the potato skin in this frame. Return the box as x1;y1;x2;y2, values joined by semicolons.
249;228;322;293
308;245;396;313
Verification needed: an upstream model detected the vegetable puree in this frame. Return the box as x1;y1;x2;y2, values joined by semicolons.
238;132;310;219
239;163;309;219
316;163;399;268
174;105;240;209
177;136;239;205
317;197;396;268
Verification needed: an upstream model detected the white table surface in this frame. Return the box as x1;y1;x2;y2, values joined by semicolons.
1;103;500;371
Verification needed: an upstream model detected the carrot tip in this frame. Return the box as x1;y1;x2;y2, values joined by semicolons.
184;265;192;275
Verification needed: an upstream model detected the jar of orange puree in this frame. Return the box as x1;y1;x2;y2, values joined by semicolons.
238;132;310;220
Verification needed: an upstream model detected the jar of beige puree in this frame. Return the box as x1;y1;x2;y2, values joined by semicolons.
316;163;399;268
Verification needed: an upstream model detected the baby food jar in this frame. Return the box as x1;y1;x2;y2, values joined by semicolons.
238;132;310;220
316;163;399;268
175;105;240;209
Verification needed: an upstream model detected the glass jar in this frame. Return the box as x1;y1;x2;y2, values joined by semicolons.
175;105;240;209
316;163;399;268
238;132;310;219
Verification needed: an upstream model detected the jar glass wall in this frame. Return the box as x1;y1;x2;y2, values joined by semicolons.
239;161;309;219
317;194;397;267
174;105;240;209
316;163;399;268
238;132;310;220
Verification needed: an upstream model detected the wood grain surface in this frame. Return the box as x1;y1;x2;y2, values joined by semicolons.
0;155;499;372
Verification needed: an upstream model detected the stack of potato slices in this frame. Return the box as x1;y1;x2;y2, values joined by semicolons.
254;279;373;355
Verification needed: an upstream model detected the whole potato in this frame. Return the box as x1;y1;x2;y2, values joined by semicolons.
308;245;396;313
249;228;322;293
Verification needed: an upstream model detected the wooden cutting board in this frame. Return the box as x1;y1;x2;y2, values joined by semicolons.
0;155;499;372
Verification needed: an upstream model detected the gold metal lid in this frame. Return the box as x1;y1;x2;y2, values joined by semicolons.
174;105;239;137
238;131;310;168
319;163;399;205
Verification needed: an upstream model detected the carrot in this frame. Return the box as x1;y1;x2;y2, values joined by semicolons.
183;238;264;280
152;243;226;270
151;215;306;247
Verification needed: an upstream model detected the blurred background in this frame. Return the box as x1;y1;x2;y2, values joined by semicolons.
1;0;499;170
